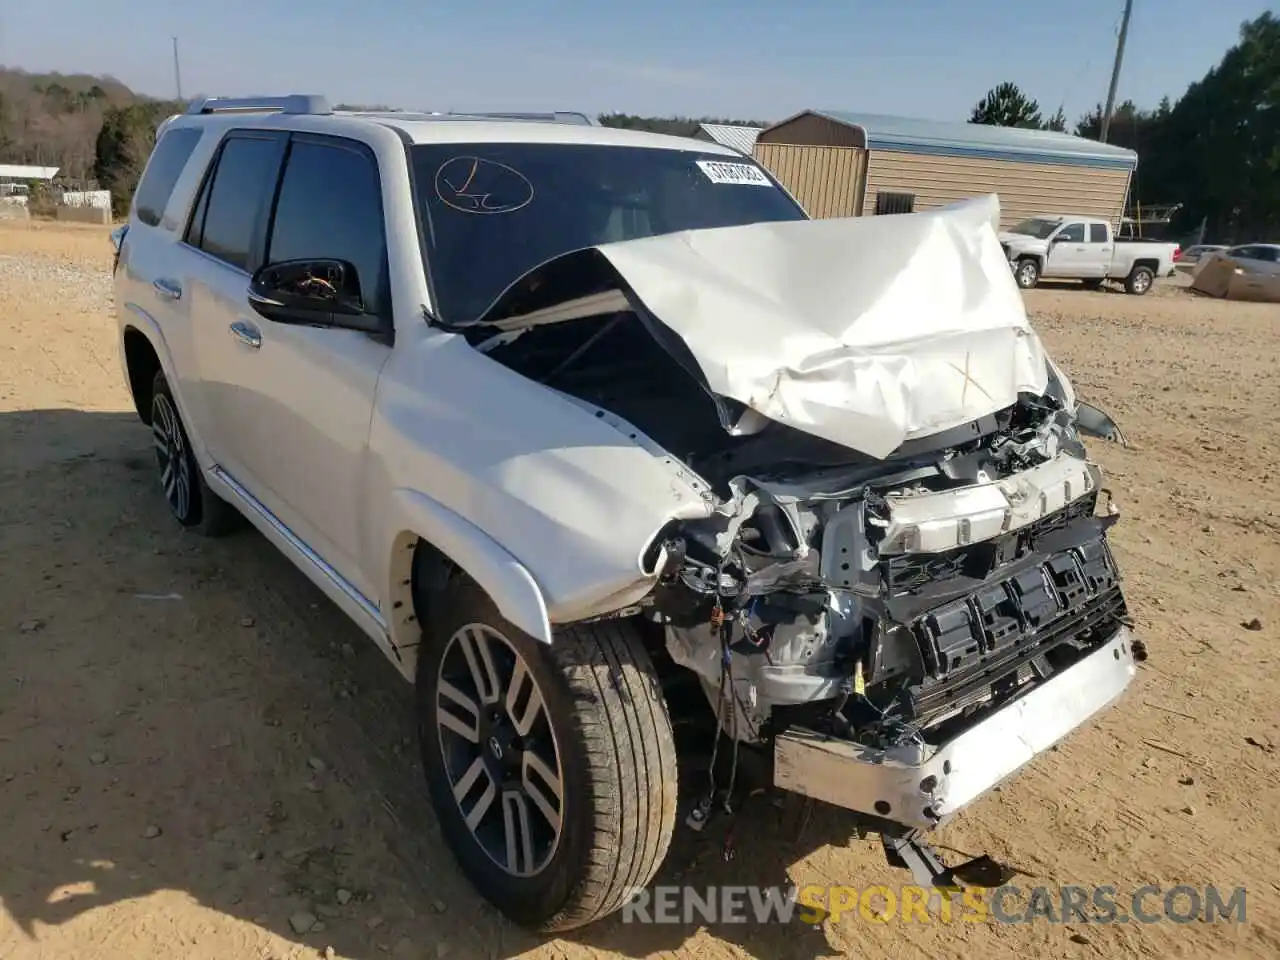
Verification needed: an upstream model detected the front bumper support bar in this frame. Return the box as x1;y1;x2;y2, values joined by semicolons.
773;625;1138;830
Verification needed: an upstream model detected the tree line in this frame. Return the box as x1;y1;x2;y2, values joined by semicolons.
2;12;1275;237
969;12;1278;241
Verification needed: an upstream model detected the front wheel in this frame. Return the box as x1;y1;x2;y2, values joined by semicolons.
1125;265;1155;295
417;580;678;932
1014;258;1040;289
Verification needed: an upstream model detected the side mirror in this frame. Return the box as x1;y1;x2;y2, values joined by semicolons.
1074;401;1127;446
247;259;377;330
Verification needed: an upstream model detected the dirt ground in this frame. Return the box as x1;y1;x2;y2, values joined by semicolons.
1;219;1277;960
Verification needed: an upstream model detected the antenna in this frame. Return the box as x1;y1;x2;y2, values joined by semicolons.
1099;0;1133;143
172;36;183;101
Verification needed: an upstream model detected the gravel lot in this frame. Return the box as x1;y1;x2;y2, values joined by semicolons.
1;220;1277;960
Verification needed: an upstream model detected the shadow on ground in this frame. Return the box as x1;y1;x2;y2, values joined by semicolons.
0;409;872;959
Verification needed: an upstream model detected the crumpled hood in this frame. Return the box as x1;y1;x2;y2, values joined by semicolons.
999;230;1043;246
483;194;1050;460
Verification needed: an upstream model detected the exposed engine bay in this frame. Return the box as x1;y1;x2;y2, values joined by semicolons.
649;388;1130;753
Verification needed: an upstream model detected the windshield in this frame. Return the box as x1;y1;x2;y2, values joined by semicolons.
1008;218;1062;239
410;142;807;322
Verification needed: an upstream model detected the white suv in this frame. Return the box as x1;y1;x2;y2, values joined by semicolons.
113;95;1140;931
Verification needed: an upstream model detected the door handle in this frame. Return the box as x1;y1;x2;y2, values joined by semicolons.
229;320;262;349
153;278;182;301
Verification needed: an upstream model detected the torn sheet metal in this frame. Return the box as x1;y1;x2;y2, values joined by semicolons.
491;194;1049;459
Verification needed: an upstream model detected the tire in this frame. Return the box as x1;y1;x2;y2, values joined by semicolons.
149;370;241;536
1125;265;1154;295
417;579;678;932
1014;257;1040;289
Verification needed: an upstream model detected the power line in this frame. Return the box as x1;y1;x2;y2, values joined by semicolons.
1100;0;1133;143
172;36;183;101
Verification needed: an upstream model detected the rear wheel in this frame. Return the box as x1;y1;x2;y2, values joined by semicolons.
1125;265;1154;295
1014;258;1040;289
417;579;678;931
150;370;241;536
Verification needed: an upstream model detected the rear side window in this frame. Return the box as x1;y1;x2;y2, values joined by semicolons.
134;127;202;227
186;135;283;272
1088;223;1108;243
266;137;389;316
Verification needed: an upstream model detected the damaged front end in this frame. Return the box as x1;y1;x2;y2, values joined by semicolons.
464;196;1141;879
649;390;1138;839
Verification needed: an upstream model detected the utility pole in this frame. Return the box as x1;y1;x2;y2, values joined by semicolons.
172;36;183;101
1099;0;1133;143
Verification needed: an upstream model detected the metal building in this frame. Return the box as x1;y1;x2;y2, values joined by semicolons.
753;110;1137;226
693;123;762;156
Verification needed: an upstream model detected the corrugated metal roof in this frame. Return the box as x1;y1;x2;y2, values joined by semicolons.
696;123;762;155
766;111;1137;168
0;164;60;180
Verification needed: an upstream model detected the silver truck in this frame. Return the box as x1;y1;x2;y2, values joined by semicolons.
1000;215;1179;294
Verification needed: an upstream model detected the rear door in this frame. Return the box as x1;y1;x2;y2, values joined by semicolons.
180;130;288;474
1084;222;1113;277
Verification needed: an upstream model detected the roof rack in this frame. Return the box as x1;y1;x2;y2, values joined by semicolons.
186;95;332;116
446;111;596;126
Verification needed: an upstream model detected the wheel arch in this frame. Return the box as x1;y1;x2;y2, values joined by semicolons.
118;312;213;465
122;325;163;425
384;489;554;679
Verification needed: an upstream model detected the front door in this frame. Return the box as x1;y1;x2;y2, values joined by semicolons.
188;131;392;601
1043;222;1094;278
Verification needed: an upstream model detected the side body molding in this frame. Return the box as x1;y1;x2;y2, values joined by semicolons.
388;488;553;645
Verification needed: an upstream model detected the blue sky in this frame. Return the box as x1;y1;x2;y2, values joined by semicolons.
1;0;1270;124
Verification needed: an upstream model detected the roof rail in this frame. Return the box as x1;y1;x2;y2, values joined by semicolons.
186;95;331;116
446;111;597;126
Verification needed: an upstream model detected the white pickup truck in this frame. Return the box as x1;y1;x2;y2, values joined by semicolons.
1000;215;1179;294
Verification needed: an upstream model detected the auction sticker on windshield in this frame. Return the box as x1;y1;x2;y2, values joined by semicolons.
696;160;773;186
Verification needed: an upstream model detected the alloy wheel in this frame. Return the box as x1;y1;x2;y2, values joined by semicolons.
152;394;192;520
435;624;565;878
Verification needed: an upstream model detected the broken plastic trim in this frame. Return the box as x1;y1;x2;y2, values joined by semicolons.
1073;401;1128;446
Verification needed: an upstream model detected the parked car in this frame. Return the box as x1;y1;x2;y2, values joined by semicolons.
1220;243;1280;273
999;215;1180;294
1176;243;1228;265
112;95;1139;932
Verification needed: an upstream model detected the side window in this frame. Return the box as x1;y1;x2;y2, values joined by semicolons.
1088;223;1109;243
1057;222;1085;243
874;192;916;215
265;138;389;317
186;135;283;272
134;127;203;227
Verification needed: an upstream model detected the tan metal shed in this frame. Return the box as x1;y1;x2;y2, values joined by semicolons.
753;110;1138;228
